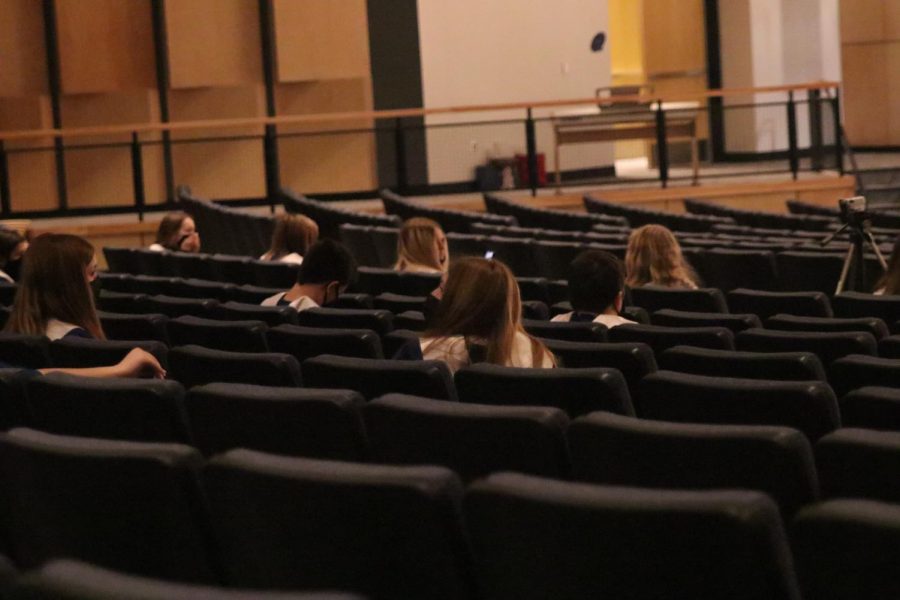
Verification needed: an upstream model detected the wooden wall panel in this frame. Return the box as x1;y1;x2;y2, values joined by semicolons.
642;0;706;78
169;87;267;199
0;97;59;212
273;0;370;82
166;0;263;89
0;0;49;96
56;0;156;94
60;91;166;208
839;0;885;44
276;79;376;193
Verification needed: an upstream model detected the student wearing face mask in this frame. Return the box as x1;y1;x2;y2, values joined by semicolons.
261;239;357;312
0;227;28;283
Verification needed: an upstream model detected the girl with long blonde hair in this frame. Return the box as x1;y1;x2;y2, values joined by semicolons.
625;224;698;289
261;213;319;264
5;233;105;340
420;257;554;372
394;217;448;273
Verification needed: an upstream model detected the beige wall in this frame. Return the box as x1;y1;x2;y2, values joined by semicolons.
416;0;613;184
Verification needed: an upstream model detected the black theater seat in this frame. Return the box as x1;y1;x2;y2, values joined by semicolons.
364;393;570;482
609;323;735;353
726;288;833;318
629;286;728;314
658;346;827;382
638;370;840;441
303;355;455;401
203;451;477;599
816;428;900;503
455;364;633;418
464;473;800;600
168;345;302;388
651;309;762;332
765;313;889;339
568;412;818;516
167;316;268;353
840;387;900;431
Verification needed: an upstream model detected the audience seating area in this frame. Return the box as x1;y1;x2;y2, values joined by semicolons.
2;191;900;598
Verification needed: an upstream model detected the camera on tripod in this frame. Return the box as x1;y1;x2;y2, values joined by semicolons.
838;195;868;227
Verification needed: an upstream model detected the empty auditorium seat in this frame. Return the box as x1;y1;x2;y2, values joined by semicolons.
96;290;147;314
203;451;477;599
167;316;268;353
568;412;818;516
168;345;302;388
10;559;364;600
186;383;367;459
295;307;394;336
303;355;455;400
698;248;778;291
0;368;35;430
394;310;426;331
138;295;219;319
659;345;827;381
542;339;656;393
455;364;633;418
776;252;845;293
211;301;298;326
382;188;515;233
792;499;900;600
486;192;626;231
365;393;570;482
230;284;283;305
120;274;179;296
651;308;762;332
266;324;383;362
629;286;728;314
25;374;190;443
533;240;583;279
726;288;833;318
98;311;170;344
830;355;900;397
523;319;608;343
516;277;551;303
765;314;889;339
816;428;900;503
282;188;401;240
840;386;900;431
464;473;800;600
252;260;299;289
484;236;539;277
209;254;255;284
48;338;168;370
609;323;735;352
639;371;840;441
0;429;218;582
521;300;550;320
881;335;900;358
160;252;214;281
833;292;900;327
103;247;138;274
373;293;426;314
736;329;878;372
0;334;50;370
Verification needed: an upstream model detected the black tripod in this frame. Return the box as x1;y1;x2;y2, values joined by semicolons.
821;216;888;294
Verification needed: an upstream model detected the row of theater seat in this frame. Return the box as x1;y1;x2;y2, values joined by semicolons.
2;413;900;598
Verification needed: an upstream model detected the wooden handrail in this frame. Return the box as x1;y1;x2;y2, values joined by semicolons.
0;80;840;143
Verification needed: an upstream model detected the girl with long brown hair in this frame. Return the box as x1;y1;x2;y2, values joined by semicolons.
149;211;200;253
395;217;448;273
625;224;699;289
5;233;105;340
420;257;554;372
874;236;900;295
260;213;319;264
0;227;28;283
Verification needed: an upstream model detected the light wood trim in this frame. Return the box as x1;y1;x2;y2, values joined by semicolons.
0;81;841;143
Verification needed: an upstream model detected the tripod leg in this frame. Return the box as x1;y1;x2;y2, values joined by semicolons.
835;244;855;295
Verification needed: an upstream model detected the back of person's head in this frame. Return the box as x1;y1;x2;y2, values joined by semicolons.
5;233;104;339
426;257;549;366
296;239;357;287
567;249;625;313
625;223;697;288
155;211;198;251
267;213;319;259
876;235;900;294
395;217;447;272
0;227;26;269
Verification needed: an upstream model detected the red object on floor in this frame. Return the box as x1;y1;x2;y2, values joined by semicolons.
515;153;547;186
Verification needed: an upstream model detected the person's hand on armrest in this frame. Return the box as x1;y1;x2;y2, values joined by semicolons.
39;348;166;379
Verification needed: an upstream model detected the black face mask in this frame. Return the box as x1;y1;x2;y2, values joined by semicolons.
3;259;21;282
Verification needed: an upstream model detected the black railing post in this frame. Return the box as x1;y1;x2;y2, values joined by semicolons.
655;100;669;188
0;141;11;216
259;0;280;213
831;89;844;175
808;89;823;172
151;0;175;204
394;117;409;194
42;0;68;210
786;91;799;180
130;132;146;222
525;108;538;197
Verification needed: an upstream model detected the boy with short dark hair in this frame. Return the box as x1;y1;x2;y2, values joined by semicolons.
552;249;635;328
262;239;357;311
